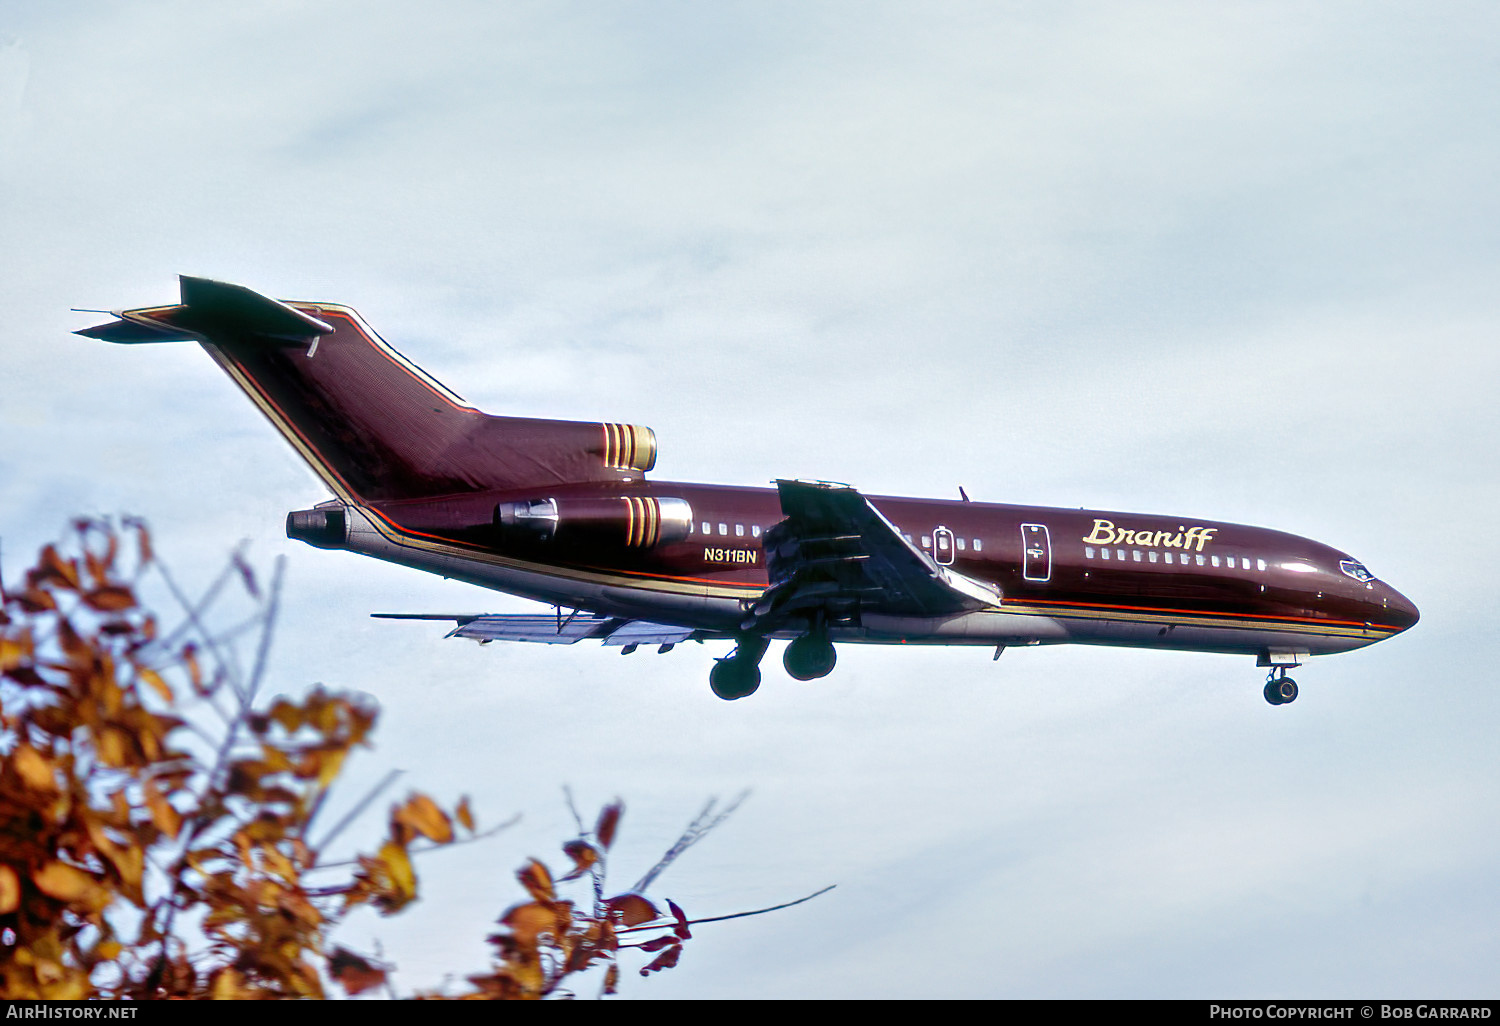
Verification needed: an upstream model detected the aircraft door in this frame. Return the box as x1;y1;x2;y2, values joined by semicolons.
1021;524;1051;582
933;526;956;566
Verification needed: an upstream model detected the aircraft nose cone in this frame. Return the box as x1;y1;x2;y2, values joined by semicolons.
1384;585;1420;633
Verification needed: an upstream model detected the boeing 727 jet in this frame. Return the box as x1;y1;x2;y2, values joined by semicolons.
79;277;1419;703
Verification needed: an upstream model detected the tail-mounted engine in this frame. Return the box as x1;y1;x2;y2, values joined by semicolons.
598;423;657;473
495;495;692;548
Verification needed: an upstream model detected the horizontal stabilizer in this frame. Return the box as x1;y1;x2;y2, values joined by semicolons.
76;275;333;346
176;275;333;341
74;317;200;344
372;612;703;647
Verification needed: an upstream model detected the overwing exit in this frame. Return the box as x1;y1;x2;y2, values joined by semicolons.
79;277;1419;703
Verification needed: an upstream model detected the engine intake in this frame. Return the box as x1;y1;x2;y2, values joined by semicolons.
286;505;347;549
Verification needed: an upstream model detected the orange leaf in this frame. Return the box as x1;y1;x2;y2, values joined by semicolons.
560;840;599;881
395;793;453;844
0;865;19;914
130;520;153;568
456;795;475;833
596;800;623;850
372;840;416;913
11;744;57;792
639;941;682;976
328;948;388;997
16;587;55;613
0;628;32;672
82;585;136;612
518;859;554;903
181;643;205;695
137;666;173;704
502;899;572;946
605;892;658;927
37;545;80;591
144;779;181;840
33;862;109;910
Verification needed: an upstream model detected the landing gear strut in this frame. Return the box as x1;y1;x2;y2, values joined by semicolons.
710;636;769;701
1264;668;1299;706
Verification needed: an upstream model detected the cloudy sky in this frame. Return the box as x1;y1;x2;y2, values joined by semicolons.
2;0;1497;999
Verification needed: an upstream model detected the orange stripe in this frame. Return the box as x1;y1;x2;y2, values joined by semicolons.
1009;596;1402;633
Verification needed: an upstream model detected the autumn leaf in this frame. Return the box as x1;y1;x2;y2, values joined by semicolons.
367;840;417;913
82;585;136;612
560;840;599;881
395;793;453;844
456;795;475;833
0;865;20;914
605;893;658;927
639;941;682;977
144;779;181;839
136;665;174;704
36;544;81;591
11;744;58;793
328;948;388;997
0;627;33;672
33;862;110;911
518;859;554;903
595;800;623;850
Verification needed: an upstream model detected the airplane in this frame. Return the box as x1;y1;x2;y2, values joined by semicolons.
78;276;1420;704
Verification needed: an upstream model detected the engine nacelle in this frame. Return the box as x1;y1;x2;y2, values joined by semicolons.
286;504;348;549
494;495;692;548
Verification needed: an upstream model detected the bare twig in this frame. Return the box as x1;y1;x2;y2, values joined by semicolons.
618;884;836;938
310;768;404;856
631;790;749;894
309;813;521;871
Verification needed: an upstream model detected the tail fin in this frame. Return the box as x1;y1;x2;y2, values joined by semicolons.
78;276;658;502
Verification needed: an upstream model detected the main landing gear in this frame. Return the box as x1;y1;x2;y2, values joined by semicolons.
709;629;839;700
709;636;769;701
783;630;837;681
1264;668;1299;706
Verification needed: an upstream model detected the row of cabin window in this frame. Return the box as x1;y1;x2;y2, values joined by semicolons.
692;521;986;554
699;522;764;539
1085;546;1267;571
912;534;982;553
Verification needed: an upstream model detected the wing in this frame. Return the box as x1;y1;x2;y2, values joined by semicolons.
742;480;1002;631
371;612;704;647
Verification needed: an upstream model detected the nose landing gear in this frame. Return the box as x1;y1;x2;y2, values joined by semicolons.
1264;668;1299;706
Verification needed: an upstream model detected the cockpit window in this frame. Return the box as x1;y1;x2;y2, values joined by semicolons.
1340;560;1376;583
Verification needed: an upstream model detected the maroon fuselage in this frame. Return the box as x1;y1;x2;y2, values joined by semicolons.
84;281;1419;664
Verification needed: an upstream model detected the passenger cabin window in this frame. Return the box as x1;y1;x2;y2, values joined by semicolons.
974;539;982;552
735;524;744;537
718;523;728;536
701;522;710;534
1085;546;1095;558
752;525;762;538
